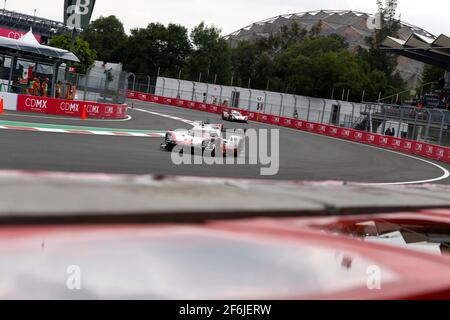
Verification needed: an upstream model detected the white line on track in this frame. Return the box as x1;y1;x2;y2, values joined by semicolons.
134;108;195;125
271;124;450;186
135;105;450;186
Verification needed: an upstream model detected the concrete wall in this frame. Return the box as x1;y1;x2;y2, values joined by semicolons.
156;77;365;127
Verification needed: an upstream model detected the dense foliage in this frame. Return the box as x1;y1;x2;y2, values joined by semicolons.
49;34;97;74
81;15;128;63
60;2;418;102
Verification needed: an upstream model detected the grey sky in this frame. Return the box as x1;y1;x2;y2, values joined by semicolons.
4;0;449;36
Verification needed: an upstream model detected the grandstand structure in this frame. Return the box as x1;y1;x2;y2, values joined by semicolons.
0;9;70;44
225;10;436;88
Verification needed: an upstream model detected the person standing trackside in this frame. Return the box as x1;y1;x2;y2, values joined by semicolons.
28;78;35;95
41;78;49;97
385;128;392;136
20;77;28;95
33;78;40;96
55;81;62;98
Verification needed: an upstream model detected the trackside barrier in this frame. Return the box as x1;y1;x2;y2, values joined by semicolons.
127;91;450;164
0;92;18;111
17;95;128;120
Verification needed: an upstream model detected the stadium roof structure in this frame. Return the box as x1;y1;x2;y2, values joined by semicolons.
0;30;79;63
225;10;435;49
381;34;450;70
0;9;71;39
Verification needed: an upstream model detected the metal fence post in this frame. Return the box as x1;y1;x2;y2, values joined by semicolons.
381;105;387;136
103;77;108;103
321;100;326;124
398;107;404;138
147;75;151;93
279;94;284;116
83;74;88;102
219;85;223;103
293;95;298;118
162;78;166;97
307;99;311;121
424;110;432;142
130;73;136;92
248;89;252;111
350;103;355;128
438;110;445;146
412;107;419;141
177;79;181;98
263;92;268;113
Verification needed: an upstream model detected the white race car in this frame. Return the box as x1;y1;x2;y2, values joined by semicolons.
222;110;249;123
160;122;244;157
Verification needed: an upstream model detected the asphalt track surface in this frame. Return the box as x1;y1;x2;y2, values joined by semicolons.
0;101;449;184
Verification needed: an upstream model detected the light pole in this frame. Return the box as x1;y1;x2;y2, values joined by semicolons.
3;0;7;11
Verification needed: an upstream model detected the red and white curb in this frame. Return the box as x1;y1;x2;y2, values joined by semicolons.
0;125;165;138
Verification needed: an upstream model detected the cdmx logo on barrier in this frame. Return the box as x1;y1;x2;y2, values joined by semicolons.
60;102;80;112
104;106;114;114
85;104;101;114
25;98;48;109
169;128;280;176
59;102;103;114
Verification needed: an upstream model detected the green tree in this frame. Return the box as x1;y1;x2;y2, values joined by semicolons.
279;22;308;49
359;0;404;92
422;65;445;85
231;41;257;87
82;15;128;63
124;23;192;77
309;21;323;38
186;22;231;84
272;35;394;101
49;34;97;74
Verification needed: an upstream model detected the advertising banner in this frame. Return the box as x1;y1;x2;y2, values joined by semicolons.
445;148;450;163
0;27;41;42
64;0;97;29
17;95;127;119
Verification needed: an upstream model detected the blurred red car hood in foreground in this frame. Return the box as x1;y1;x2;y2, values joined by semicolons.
0;171;449;300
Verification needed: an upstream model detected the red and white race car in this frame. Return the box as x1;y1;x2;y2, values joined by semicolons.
222;110;249;123
160;122;244;157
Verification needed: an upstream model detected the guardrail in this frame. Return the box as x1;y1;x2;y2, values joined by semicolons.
127;90;450;164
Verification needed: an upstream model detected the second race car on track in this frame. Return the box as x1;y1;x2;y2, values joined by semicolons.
222;110;249;123
160;122;244;157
